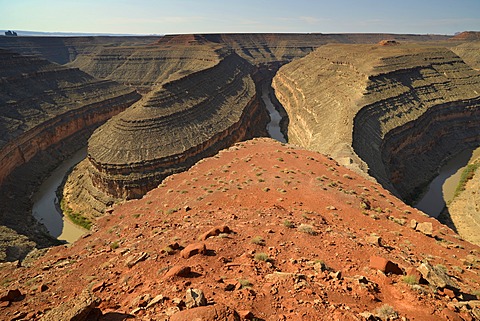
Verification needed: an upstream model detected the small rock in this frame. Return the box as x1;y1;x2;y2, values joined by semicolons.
405;267;423;284
125;252;149;268
369;256;403;275
185;288;207;308
163;265;191;279
145;294;165;309
410;219;418;229
441;308;463;321
0;289;22;302
238;310;254;319
91;281;104;293
365;235;382;247
224;284;235;291
39;290;100;321
415;222;433;236
180;243;207;259
199;225;232;240
329;271;342;280
444;288;456;299
184;205;191;212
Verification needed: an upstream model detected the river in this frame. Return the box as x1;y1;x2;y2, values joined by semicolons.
31;147;88;243
262;85;287;143
414;146;480;217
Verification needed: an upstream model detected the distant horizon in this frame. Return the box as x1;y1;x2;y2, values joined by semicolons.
3;29;477;38
2;0;479;36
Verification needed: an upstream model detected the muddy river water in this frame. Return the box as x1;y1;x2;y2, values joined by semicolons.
414;146;480;217
31;147;87;243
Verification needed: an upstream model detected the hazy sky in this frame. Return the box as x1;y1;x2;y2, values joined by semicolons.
2;0;480;35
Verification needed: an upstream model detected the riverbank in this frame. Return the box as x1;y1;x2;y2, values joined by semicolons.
31;148;87;243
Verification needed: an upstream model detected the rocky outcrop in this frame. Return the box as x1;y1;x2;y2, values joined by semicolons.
65;52;268;215
272;44;480;203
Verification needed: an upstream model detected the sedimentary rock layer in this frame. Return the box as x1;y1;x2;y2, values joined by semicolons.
0;49;141;186
273;44;480;202
72;52;268;205
0;49;140;259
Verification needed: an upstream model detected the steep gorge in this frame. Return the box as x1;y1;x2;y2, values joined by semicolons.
64;52;269;217
273;44;480;205
0;49;140;260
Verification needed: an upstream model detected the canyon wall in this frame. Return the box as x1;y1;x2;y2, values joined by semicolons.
0;49;141;260
0;49;141;186
64;52;268;216
273;44;480;203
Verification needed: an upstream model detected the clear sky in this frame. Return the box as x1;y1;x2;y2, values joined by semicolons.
2;0;480;35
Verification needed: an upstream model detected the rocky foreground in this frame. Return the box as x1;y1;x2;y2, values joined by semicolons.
1;139;479;321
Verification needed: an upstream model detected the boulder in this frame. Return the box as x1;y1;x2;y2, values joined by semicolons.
185;288;207;308
417;262;452;288
369;256;403;275
163;265;192;279
0;289;22;302
416;222;433;236
200;225;232;240
181;243;207;259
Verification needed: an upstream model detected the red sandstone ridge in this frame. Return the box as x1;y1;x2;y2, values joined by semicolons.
1;138;479;320
451;31;480;41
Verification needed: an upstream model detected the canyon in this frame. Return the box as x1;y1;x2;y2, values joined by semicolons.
0;48;140;261
272;43;480;239
0;32;479;320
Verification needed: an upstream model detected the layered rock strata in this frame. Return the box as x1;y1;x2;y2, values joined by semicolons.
0;49;141;186
66;52;268;215
0;49;140;259
273;44;480;203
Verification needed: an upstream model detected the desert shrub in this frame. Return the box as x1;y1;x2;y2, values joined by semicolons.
283;220;294;228
401;275;418;285
238;279;252;288
254;252;270;262
298;224;317;235
251;236;265;246
376;304;398;319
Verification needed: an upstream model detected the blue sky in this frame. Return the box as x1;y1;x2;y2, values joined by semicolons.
2;0;479;35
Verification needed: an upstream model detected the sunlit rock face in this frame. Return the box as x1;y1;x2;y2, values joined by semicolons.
273;44;480;202
67;52;268;215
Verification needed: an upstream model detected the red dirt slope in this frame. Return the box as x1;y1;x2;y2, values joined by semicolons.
1;138;479;320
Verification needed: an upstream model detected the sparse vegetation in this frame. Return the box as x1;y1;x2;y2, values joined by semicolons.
452;162;480;199
298;224;317;235
254;252;270;262
376;304;398;319
238;278;252;288
401;275;419;285
251;236;266;246
110;241;120;250
283;220;294;228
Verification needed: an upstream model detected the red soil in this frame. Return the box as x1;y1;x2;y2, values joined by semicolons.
1;138;479;320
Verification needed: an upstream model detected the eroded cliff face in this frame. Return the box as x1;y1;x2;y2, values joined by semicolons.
67;40;223;91
0;49;141;186
272;44;480;203
64;53;268;216
0;49;141;260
